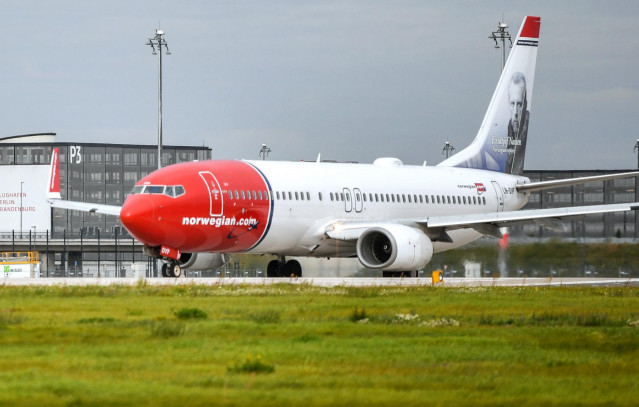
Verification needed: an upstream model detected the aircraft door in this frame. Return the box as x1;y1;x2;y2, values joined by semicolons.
353;188;363;213
343;188;352;213
199;171;224;217
491;181;504;212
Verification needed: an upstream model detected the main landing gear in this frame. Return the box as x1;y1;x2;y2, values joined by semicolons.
161;261;182;278
267;258;302;278
382;270;418;278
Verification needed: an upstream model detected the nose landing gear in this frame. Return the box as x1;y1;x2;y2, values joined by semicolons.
161;261;182;278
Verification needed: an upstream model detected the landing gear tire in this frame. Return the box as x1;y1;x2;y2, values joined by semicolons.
266;259;303;278
267;260;280;277
161;263;169;278
283;259;302;278
170;263;182;278
382;270;415;278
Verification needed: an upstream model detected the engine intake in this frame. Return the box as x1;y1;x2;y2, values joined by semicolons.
178;252;229;271
356;225;433;271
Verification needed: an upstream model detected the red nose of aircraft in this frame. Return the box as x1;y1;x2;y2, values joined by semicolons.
120;195;163;246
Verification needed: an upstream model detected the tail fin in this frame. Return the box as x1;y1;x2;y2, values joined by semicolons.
47;148;61;200
439;16;541;175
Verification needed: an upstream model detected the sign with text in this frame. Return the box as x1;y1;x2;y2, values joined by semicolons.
0;166;51;232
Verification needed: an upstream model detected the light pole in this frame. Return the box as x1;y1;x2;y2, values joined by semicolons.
147;29;171;170
633;139;639;170
489;20;512;73
259;144;272;160
20;181;24;238
442;141;455;159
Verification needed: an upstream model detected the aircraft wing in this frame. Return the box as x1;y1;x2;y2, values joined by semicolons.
423;202;639;238
325;202;639;242
47;147;122;217
48;199;122;216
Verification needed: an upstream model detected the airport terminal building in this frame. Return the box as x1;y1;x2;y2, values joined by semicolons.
0;133;211;276
0;132;636;276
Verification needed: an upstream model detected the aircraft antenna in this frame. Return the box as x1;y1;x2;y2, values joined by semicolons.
489;18;512;73
147;29;171;169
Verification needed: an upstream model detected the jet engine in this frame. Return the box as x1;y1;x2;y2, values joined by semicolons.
356;225;433;271
178;252;229;271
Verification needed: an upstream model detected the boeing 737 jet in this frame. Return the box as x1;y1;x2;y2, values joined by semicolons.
47;16;639;277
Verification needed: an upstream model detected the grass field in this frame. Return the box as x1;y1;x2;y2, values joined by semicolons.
0;282;638;406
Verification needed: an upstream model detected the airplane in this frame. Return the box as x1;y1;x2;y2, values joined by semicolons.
47;16;639;278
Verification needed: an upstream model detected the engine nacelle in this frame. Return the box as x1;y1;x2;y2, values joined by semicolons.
356;225;433;271
178;252;229;271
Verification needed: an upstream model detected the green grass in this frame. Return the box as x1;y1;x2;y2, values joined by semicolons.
0;283;638;406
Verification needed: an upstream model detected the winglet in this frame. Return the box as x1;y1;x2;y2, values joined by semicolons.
48;148;61;200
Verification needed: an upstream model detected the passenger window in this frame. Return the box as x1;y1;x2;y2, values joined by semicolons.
295;192;299;200
228;190;233;199
258;191;263;200
235;191;239;200
437;196;440;204
318;192;323;201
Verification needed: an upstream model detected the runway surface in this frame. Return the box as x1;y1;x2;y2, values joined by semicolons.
1;277;638;287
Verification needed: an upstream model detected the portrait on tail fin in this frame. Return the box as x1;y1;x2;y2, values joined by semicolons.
505;72;529;175
478;71;531;175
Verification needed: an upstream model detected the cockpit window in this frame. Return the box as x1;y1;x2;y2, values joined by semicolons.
146;186;165;194
130;184;186;198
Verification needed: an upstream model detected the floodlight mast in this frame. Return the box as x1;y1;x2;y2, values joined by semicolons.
442;141;455;159
147;29;171;169
259;144;272;160
634;139;639;170
489;20;512;73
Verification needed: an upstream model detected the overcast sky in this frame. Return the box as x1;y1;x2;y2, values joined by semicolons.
1;1;638;169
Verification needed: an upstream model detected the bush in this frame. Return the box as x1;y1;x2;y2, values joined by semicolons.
173;308;208;320
350;307;367;322
228;354;275;374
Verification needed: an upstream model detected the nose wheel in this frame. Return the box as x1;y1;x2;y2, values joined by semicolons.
161;261;182;278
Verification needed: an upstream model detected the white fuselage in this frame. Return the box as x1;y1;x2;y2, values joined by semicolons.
247;159;529;257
